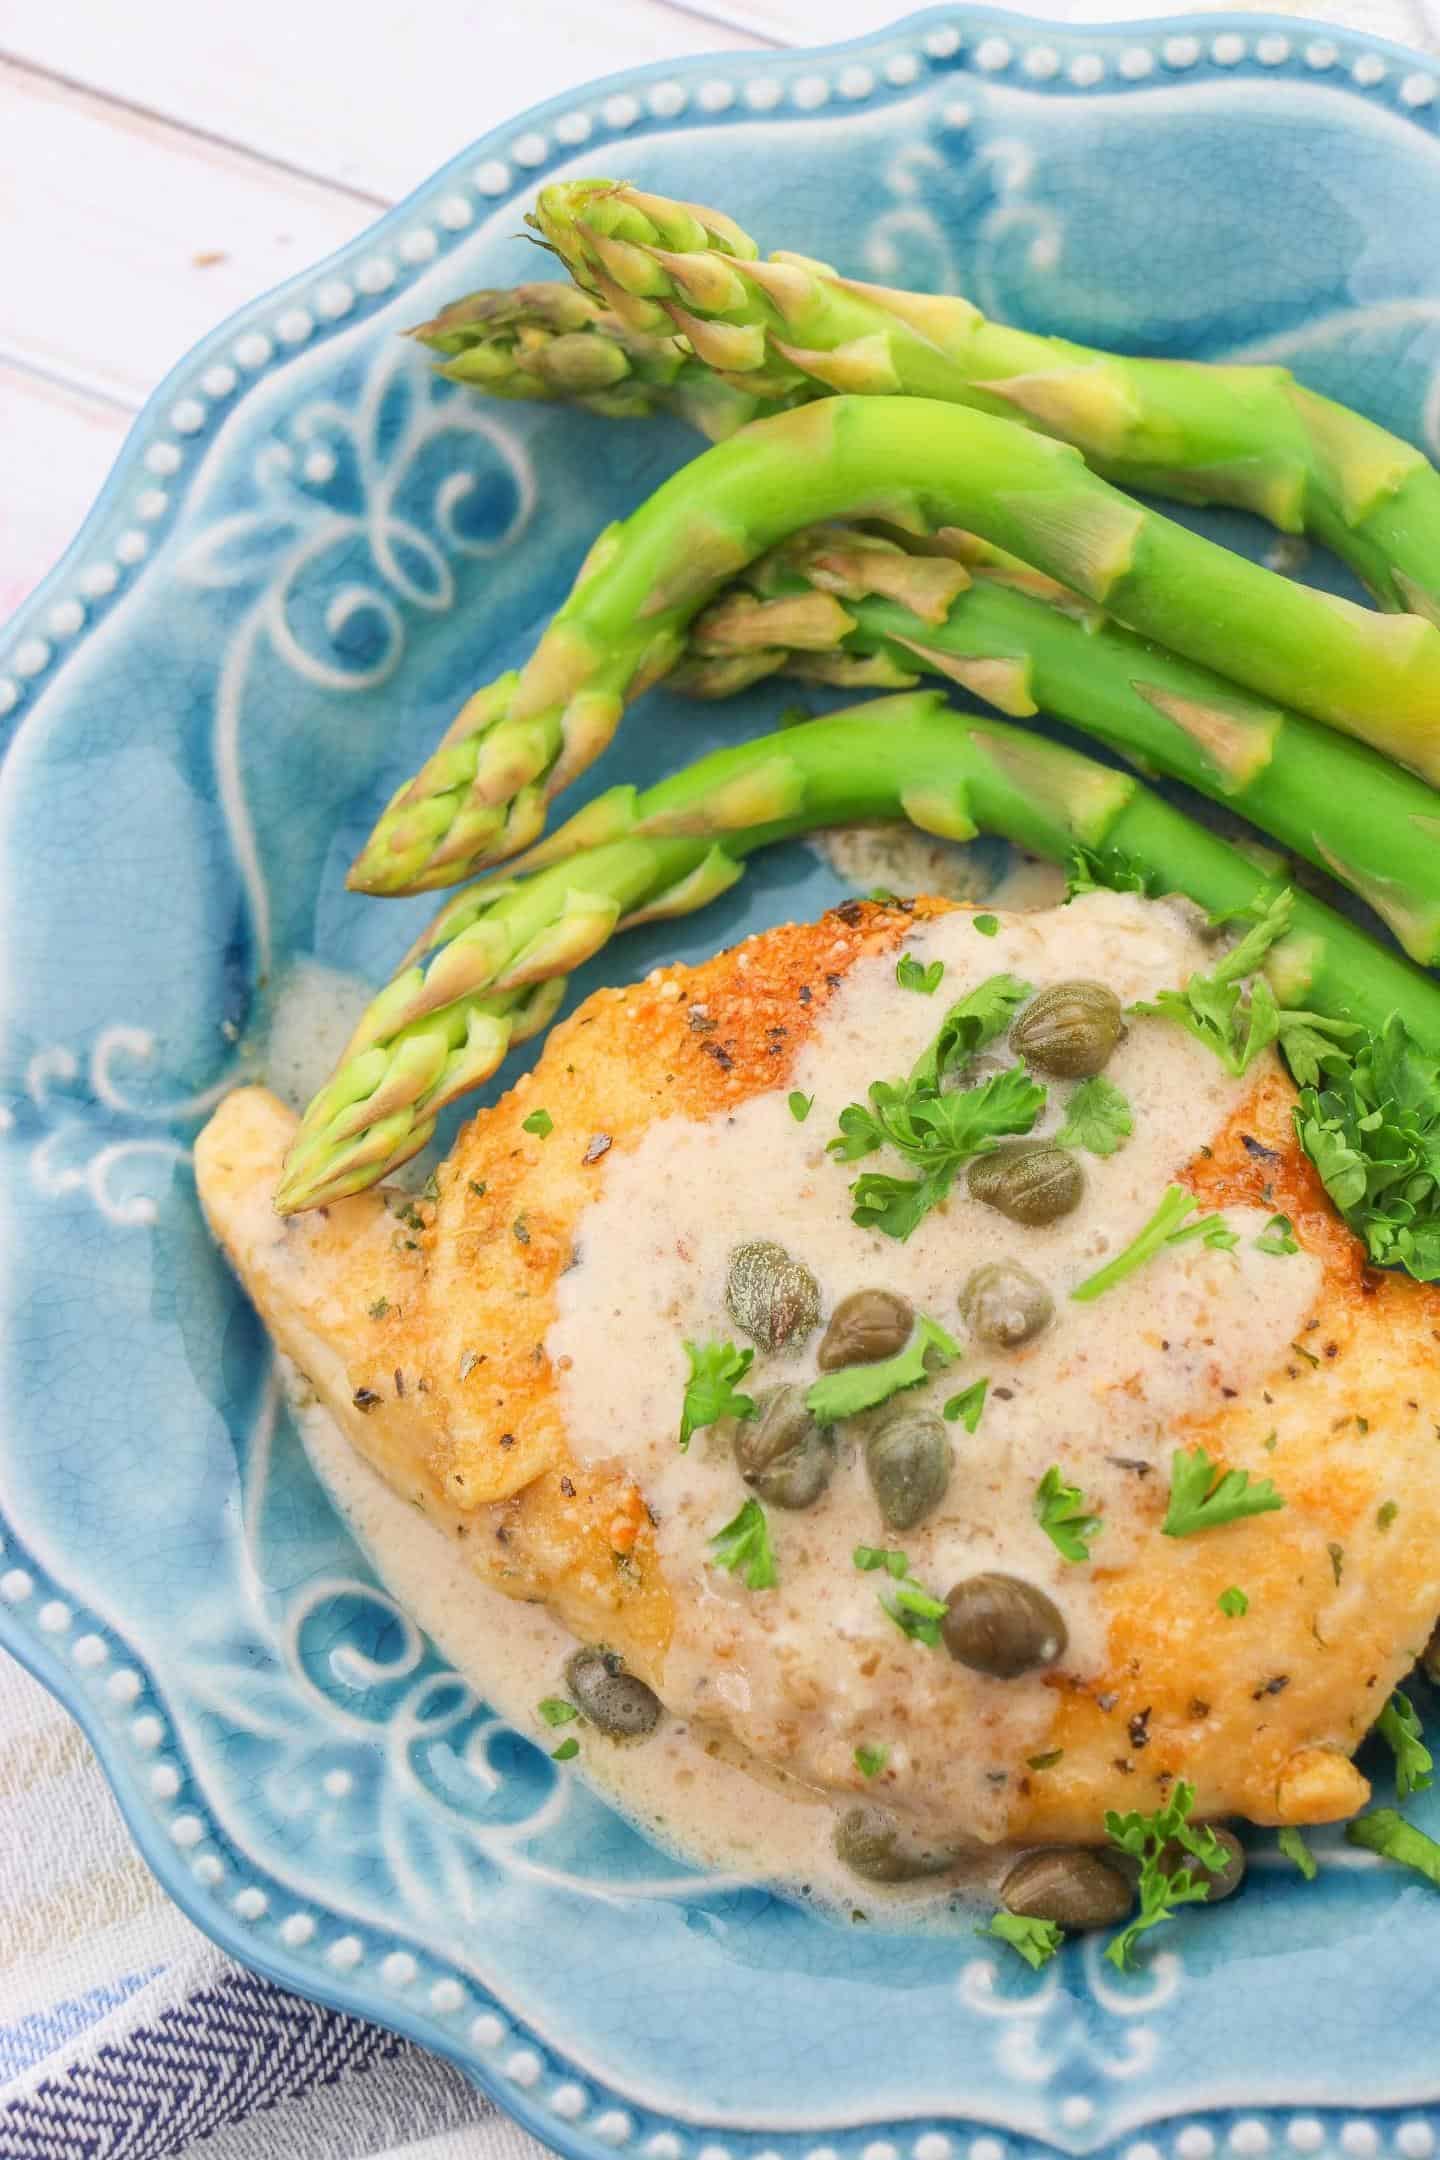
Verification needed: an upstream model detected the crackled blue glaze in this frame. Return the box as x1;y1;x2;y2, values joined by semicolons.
6;10;1440;2157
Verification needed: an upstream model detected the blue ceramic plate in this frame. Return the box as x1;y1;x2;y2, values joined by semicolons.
7;9;1440;2156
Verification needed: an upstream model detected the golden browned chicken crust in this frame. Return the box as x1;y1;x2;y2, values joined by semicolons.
198;898;1440;1841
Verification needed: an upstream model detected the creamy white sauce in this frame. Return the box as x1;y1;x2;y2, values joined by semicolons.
548;893;1319;1844
290;889;1321;1912
300;1395;963;1921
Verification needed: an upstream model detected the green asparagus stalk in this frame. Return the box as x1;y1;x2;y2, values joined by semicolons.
275;836;741;1210
408;283;796;439
284;691;1440;1211
349;398;1440;899
674;525;1440;965
533;180;1440;618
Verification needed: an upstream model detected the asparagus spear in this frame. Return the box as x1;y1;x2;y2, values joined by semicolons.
533;180;1440;619
275;837;740;1211
408;283;795;439
283;691;1440;1211
674;526;1440;965
349;398;1440;898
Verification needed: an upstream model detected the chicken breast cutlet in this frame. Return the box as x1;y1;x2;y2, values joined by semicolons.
197;890;1440;1852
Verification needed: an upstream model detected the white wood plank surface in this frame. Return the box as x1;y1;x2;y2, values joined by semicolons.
0;364;130;614
0;0;771;206
0;57;375;409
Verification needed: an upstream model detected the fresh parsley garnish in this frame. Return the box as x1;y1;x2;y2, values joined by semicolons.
1346;1807;1440;1887
1162;1445;1284;1538
972;913;1000;938
854;1743;890;1779
806;1313;959;1424
522;1108;554;1138
679;1340;755;1452
836;1066;1046;1240
897;953;945;995
551;1737;580;1762
1055;1075;1133;1158
1104;1780;1231;1968
1278;1826;1317;1880
1035;1466;1102;1562
977;1912;1064;1969
788;1091;813;1123
1378;1690;1434;1799
828;974;1041;1238
1072;1186;1235;1302
1217;1586;1249;1618
538;1697;579;1728
1133;890;1295;1076
1293;1014;1440;1280
853;1545;948;1648
708;1497;778;1590
944;1378;989;1433
907;973;1033;1091
1255;1213;1298;1256
1066;847;1153;900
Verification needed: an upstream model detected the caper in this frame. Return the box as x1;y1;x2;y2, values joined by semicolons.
834;1805;959;1884
960;1260;1054;1348
1002;1848;1134;1930
817;1288;914;1371
725;1239;820;1354
733;1385;835;1510
564;1647;662;1739
1158;1824;1246;1902
941;1574;1067;1678
1011;980;1124;1077
968;1144;1084;1227
865;1413;951;1532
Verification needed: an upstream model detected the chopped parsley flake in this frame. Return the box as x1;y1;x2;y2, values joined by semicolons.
1034;1466;1102;1563
1378;1690;1434;1799
897;953;946;995
709;1497;778;1591
469;1180;487;1197
1055;1074;1133;1158
1104;1780;1231;1968
1377;1499;1399;1532
1217;1586;1249;1618
368;1297;390;1319
1347;1808;1440;1887
1072;1186;1236;1302
679;1340;755;1452
1133;889;1333;1078
854;1545;948;1648
788;1091;814;1123
538;1697;579;1728
1027;1749;1064;1771
1292;1013;1440;1281
1328;1541;1345;1584
522;1108;554;1138
1278;1826;1317;1880
972;914;1000;938
1256;1213;1299;1256
806;1313;959;1424
854;1743;890;1779
512;1213;531;1244
978;1912;1064;1969
551;1737;580;1762
944;1378;989;1433
1163;1445;1284;1538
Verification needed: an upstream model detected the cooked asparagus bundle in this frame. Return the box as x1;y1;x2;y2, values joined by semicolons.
350;399;1440;899
281;692;1440;1211
532;180;1440;617
673;525;1440;964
